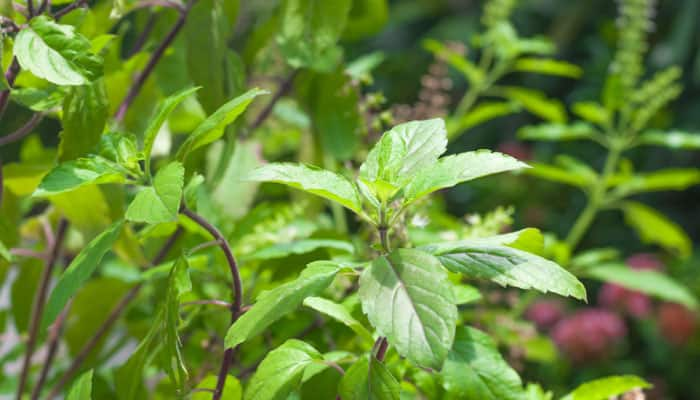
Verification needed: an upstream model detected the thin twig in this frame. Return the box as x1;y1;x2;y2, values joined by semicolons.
52;0;87;20
31;300;72;400
127;11;158;57
37;0;51;14
180;206;242;400
10;248;47;260
27;0;35;17
15;219;68;400
0;57;22;120
0;113;44;147
247;69;299;133
45;226;184;398
114;0;196;123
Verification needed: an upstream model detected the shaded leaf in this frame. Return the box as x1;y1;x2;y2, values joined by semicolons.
58;80;109;161
338;355;400;400
303;296;373;342
359;249;457;369
246;239;354;261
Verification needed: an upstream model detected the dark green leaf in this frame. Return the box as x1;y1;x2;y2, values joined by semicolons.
14;16;103;85
338;355;400;400
303;296;373;342
42;221;123;330
441;326;524;400
58;80;109;161
359;249;457;369
224;261;341;349
125;162;184;224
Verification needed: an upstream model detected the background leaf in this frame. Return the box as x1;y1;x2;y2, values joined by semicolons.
621;201;692;257
58;80;109;161
338;355;400;400
66;370;93;400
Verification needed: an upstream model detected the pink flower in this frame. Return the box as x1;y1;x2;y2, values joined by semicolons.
551;308;627;363
658;302;696;345
598;283;652;318
626;253;663;271
526;300;565;330
497;141;532;161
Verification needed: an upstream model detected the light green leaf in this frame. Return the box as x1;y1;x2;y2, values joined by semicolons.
561;375;651;400
210;139;262;218
246;239;354;261
303;296;373;342
142;87;200;176
441;327;524;400
58;80;109;161
33;156;126;196
420;242;586;300
514;58;582;78
0;240;12;262
67;370;93;400
225;261;341;349
447;101;520;139
464;228;545;255
176;88;266;160
97;132;141;172
423;39;483;84
13;16;103;85
338;355;400;400
345;51;385;82
611;169;700;196
277;0;352;72
245;340;322;400
402;150;528;205
622;201;692;258
503;87;566;123
359;249;458;369
518;122;596;142
453;284;482;305
247;163;363;214
193;375;242;400
125;162;184;224
360;118;447;188
42;221;123;330
524;162;592;188
572;102;610;126
638;130;700;150
583;263;697;309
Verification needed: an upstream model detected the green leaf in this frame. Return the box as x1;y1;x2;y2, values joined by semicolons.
638;130;700;150
161;256;192;393
0;240;12;262
338;355;400;400
446;101;520;139
420;242;586;300
360;118;447;188
247;163;363;215
42;221;123;330
33;156;126;196
224;261;341;349
359;248;458;369
58;80;109;161
303;296;373;342
13;16;103;85
125;162;184;224
176;88;266;160
114;309;162;400
441;326;524;400
561;375;651;400
193;375;242;400
611;168;700;196
423;39;483;84
11;87;65;111
67;370;93;400
513;58;582;78
572;102;610;126
453;284;482;305
402;150;528;205
211;139;262;218
503;87;566;123
277;0;352;72
524;162;592;188
246;239;354;261
245;340;322;400
518;122;596;142
583;263;697;309
142;87;200;177
463;228;545;255
621;201;692;258
97;132;141;172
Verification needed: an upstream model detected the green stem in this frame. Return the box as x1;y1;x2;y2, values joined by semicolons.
455;85;481;116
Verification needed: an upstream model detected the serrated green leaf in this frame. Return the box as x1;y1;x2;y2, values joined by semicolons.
402;150;528;205
338;355;400;400
518;122;596;142
447;101;520;139
360;118;447;188
225;261;341;349
441;326;524;400
67;370;93;400
277;0;352;72
14;16;103;85
58;80;109;161
303;296;373;342
420;242;586;300
247;163;363;215
561;375;651;400
176;88;266;160
503;87;566;123
125;162;184;224
359;249;457;369
583;263;697;309
514;58;582;78
42;221;123;330
33;156;126;196
245;340;322;400
637;130;700;150
142;87;200;177
621;201;691;258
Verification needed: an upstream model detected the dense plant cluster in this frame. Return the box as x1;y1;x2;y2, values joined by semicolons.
0;0;698;399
